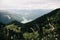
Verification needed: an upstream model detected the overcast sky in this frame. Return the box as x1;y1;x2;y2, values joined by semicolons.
0;0;60;10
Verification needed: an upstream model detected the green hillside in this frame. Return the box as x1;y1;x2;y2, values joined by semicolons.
0;8;60;40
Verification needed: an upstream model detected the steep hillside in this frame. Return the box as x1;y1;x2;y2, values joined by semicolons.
23;8;60;40
24;8;60;32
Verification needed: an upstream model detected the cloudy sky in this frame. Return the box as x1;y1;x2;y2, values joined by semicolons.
0;0;60;10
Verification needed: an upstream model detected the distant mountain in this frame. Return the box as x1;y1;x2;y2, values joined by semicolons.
0;9;52;24
0;11;13;24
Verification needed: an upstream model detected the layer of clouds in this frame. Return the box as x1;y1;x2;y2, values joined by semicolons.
0;0;60;10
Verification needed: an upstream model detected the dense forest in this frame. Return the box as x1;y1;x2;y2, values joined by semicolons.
0;8;60;40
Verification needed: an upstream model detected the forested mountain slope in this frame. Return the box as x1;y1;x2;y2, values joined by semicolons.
0;8;60;40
